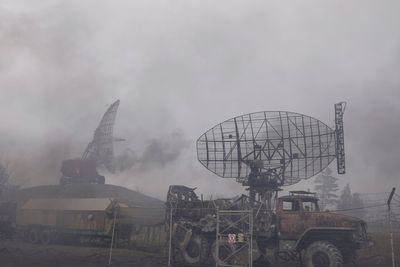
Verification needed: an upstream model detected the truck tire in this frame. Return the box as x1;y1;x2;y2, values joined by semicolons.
304;241;343;267
211;241;235;265
22;229;30;241
40;229;52;245
28;229;40;244
182;235;210;265
60;177;68;185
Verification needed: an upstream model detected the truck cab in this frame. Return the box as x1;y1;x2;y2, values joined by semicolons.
274;190;371;266
276;191;320;240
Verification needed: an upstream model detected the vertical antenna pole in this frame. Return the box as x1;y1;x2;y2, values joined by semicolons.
109;204;118;265
168;202;173;267
249;209;253;267
216;207;219;267
387;187;396;267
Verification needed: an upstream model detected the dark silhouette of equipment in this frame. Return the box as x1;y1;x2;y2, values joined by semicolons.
60;100;123;185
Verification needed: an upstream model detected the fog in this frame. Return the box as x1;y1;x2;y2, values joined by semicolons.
0;0;399;199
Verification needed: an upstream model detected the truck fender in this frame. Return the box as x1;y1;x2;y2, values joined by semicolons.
295;227;355;251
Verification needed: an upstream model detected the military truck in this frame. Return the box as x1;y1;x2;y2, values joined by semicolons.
167;185;371;267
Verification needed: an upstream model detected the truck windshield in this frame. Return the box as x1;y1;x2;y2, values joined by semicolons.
282;200;300;211
302;200;318;212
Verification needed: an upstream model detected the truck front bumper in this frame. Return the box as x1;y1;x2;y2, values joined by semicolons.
357;239;374;249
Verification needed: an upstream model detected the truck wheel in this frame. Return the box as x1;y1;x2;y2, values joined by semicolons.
304;241;343;267
182;235;210;265
40;229;52;245
211;241;236;265
60;177;68;185
28;229;40;244
22;229;30;241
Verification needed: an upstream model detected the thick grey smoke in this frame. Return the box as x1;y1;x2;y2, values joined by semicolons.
0;1;399;199
115;130;190;172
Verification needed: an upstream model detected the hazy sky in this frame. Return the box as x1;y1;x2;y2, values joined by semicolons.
0;0;399;199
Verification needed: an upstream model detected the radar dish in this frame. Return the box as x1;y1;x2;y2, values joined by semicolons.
197;111;338;187
60;100;124;186
82;100;121;173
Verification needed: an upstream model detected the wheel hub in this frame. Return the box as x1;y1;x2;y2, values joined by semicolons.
186;241;200;258
312;251;330;267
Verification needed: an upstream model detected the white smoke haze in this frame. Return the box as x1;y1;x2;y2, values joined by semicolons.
0;0;399;199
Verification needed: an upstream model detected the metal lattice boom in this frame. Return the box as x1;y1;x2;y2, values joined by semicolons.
82;99;121;173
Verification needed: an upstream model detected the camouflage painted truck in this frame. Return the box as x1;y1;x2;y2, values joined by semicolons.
167;185;371;267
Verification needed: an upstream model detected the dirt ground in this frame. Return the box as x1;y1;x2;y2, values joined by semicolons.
0;240;167;267
0;239;393;267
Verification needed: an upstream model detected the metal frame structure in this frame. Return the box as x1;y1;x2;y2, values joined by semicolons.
216;209;253;267
334;102;346;175
82;99;123;173
60;100;123;185
197;111;337;185
197;103;346;203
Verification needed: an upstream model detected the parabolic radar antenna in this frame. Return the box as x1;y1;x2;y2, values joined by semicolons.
82;99;122;173
60;100;124;185
197;102;346;203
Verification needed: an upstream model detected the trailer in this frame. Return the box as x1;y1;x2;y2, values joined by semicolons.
0;201;16;239
16;197;166;248
17;198;120;244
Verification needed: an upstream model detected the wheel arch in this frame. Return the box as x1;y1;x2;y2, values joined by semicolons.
295;227;355;251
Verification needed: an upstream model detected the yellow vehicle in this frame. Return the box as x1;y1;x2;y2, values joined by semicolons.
17;197;165;247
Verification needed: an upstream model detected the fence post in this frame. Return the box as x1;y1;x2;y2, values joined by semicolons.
387;187;396;267
168;202;173;267
108;204;118;265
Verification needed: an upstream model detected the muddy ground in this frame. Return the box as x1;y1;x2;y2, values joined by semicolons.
0;239;393;267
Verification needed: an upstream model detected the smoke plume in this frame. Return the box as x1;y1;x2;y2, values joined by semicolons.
114;130;190;172
0;1;399;199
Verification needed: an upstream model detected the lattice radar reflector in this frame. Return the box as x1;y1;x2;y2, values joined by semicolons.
197;111;339;186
